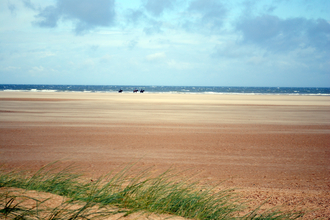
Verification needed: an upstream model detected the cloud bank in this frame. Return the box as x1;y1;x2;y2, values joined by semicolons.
236;15;330;53
1;0;329;86
34;0;115;34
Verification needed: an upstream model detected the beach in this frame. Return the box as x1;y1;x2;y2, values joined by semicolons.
0;91;329;218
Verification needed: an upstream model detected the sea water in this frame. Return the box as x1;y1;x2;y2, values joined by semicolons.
0;84;329;96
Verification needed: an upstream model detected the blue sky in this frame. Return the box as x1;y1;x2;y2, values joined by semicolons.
0;0;329;87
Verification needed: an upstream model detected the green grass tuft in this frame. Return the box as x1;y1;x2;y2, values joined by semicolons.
0;162;304;219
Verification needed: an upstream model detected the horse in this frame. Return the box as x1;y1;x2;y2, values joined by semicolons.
133;89;139;93
118;89;123;93
140;89;145;93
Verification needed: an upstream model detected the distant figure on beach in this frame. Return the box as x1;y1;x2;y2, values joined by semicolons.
133;89;138;93
140;89;145;93
118;89;123;93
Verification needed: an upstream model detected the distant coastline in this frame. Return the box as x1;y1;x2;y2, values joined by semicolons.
0;84;329;96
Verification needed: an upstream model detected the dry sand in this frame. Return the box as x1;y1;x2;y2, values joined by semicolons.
0;91;329;219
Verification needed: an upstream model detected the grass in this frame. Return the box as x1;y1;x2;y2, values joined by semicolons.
0;162;304;219
0;190;121;219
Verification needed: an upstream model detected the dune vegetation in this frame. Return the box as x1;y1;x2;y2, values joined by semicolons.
0;162;304;219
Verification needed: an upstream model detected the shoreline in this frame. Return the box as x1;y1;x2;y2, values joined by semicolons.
1;84;329;97
2;90;330;96
2;91;330;96
1;90;330;102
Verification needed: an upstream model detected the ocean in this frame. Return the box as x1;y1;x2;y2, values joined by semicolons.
0;84;329;96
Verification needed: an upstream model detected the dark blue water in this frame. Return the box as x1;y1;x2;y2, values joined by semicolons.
0;84;329;95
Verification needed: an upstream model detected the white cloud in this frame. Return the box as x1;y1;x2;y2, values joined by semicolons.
100;54;112;62
29;66;44;73
146;52;166;61
40;52;56;58
4;66;21;71
82;59;95;66
247;56;266;65
167;60;193;70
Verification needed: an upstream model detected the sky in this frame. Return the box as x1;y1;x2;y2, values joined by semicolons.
0;0;329;87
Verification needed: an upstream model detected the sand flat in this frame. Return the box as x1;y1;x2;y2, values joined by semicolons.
0;91;329;218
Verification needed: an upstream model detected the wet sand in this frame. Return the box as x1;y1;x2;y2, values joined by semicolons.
0;92;329;218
